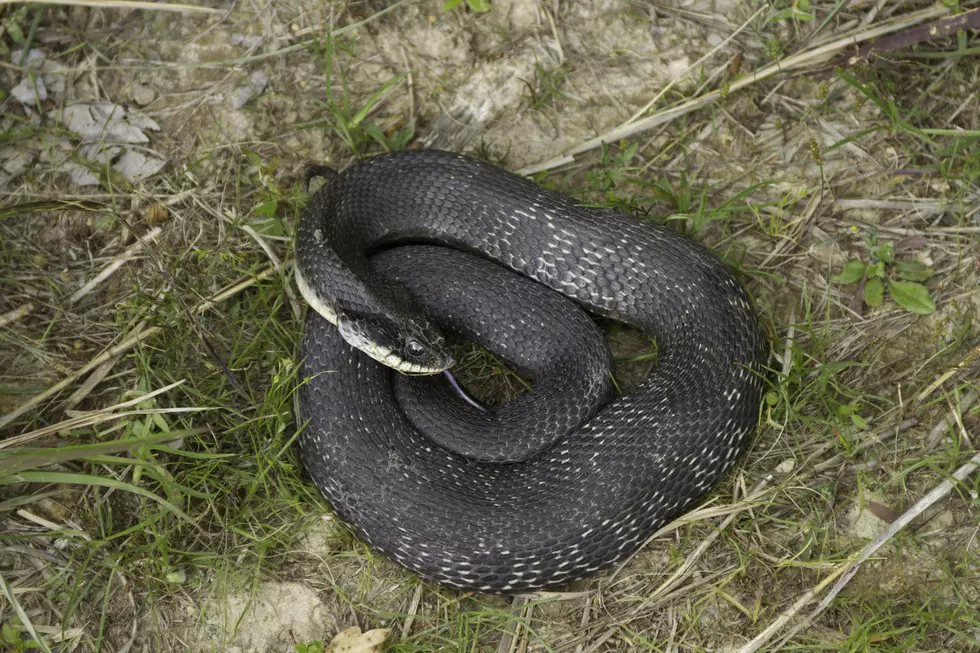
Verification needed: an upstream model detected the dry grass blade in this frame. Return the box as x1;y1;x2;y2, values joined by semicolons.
0;0;218;13
0;325;162;431
68;226;163;305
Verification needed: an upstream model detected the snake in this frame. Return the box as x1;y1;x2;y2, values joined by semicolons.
295;149;768;592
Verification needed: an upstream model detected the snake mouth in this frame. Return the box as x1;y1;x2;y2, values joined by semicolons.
354;340;453;374
337;316;454;374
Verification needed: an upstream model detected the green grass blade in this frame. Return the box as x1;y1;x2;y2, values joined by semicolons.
0;428;205;476
0;471;204;533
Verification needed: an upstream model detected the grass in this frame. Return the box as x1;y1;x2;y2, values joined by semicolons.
1;1;979;652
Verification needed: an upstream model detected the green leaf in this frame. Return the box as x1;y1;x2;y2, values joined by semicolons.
863;277;883;307
832;259;866;284
895;260;934;281
836;68;893;119
850;413;868;429
363;121;389;149
166;569;186;584
875;241;895;264
0;430;202;476
888;281;935;314
467;0;491;10
350;74;405;129
2;621;19;644
441;0;464;11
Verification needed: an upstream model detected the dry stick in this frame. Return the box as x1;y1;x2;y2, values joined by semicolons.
573;595;593;653
0;0;217;12
733;561;853;653
239;225;302;320
194;264;279;314
624;6;766;126
63;355;120;411
739;447;980;652
516;4;951;176
68;226;163;305
400;584;423;639
497;596;527;653
926;390;978;450
646;479;770;601
0;302;34;328
916;342;980;403
821;6;980;71
771;449;980;651
602;477;770;592
0;570;52;653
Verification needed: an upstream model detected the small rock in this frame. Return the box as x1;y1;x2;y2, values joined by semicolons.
775;459;795;474
12;76;47;104
133;83;156;106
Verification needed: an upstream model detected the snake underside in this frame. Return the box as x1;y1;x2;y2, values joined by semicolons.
296;149;768;592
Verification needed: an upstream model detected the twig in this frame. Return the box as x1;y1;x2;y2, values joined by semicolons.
69;226;163;305
926;390;978;450
1;382;198;449
623;7;765;127
740;446;980;652
647;479;769;600
915;342;980;403
63;355;120;411
0;0;217;13
400;584;423;639
496;596;527;653
772;449;980;650
821;7;980;72
0;302;34;328
0;570;53;653
194;264;280;314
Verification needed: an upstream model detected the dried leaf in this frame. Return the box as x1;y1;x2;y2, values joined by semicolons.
894;235;927;251
326;627;391;653
230;70;269;109
867;500;900;524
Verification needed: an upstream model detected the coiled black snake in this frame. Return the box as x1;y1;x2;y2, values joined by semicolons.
295;149;767;592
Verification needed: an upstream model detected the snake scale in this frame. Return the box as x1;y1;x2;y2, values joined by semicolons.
295;149;768;592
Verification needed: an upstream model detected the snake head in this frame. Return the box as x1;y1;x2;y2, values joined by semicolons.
337;312;454;374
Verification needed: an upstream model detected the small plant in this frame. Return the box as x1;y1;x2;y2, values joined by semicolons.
305;32;410;156
769;0;813;23
442;0;490;12
832;227;936;314
519;58;569;110
1;620;41;652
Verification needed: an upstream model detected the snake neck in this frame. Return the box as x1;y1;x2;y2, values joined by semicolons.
296;187;452;373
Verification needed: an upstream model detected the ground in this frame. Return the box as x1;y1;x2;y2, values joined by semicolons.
1;0;979;652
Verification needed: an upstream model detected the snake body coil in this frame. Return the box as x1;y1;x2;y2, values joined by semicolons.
296;149;767;592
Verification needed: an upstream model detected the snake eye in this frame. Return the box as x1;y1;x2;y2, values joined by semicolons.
405;339;426;360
